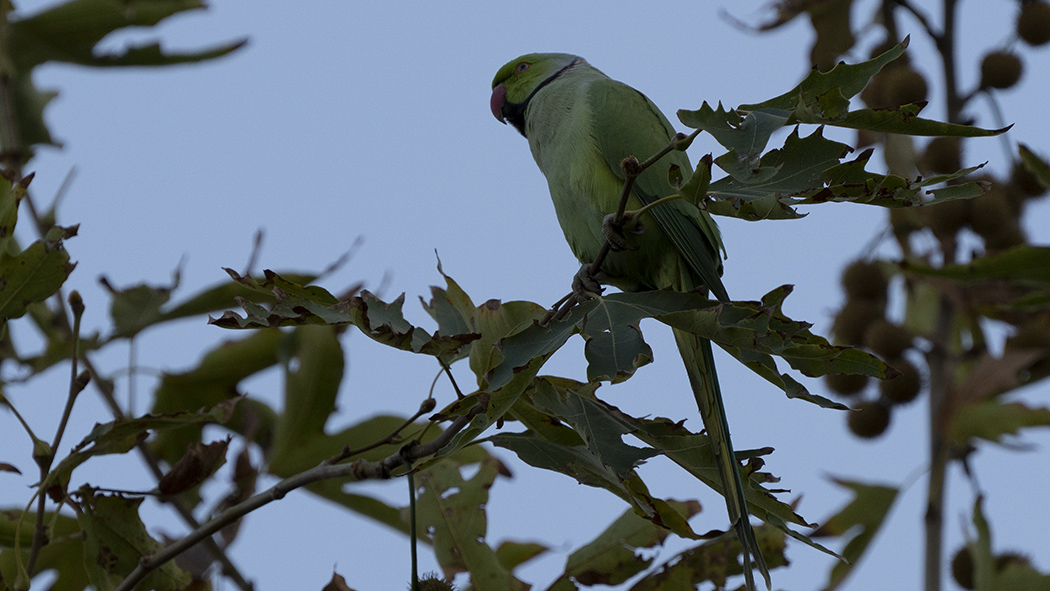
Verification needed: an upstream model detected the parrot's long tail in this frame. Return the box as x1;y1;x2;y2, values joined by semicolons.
673;327;770;591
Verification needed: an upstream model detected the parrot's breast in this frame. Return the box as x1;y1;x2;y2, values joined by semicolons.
523;74;679;292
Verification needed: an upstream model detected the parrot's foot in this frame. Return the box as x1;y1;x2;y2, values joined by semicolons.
542;264;606;326
602;212;645;252
571;263;605;299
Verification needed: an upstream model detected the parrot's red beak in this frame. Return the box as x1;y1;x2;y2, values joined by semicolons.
490;84;507;123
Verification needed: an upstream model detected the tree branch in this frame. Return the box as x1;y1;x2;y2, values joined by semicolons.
113;397;487;591
544;131;696;323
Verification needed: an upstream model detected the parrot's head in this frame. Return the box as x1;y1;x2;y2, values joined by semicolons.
491;53;584;137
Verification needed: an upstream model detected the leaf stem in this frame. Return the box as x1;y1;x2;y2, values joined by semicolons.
25;293;87;576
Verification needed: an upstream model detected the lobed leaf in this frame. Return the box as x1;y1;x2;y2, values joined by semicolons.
546;501;699;589
812;478;899;590
0;510;88;590
738;39;908;114
902;246;1050;286
9;0;243;69
150;329;282;465
1019;144;1050;190
76;489;191;591
0;240;75;323
493;287;885;408
678;102;791;160
212;270;479;358
414;457;528;591
948;401;1050;445
630;525;789;591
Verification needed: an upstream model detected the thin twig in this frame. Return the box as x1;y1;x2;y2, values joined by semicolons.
438;358;465;399
544;132;692;323
80;356;255;591
326;397;438;465
25;294;86;576
113;398;487;591
895;0;942;43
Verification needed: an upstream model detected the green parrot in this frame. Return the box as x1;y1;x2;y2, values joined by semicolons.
491;53;769;590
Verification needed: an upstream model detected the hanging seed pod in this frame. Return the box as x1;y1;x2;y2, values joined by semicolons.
847;400;892;439
1018;1;1050;46
880;357;922;405
980;51;1023;90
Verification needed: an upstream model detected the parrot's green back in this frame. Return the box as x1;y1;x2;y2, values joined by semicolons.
491;53;768;590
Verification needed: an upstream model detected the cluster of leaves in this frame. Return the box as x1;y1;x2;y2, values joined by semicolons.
0;2;255;590
201;38;1042;589
676;39;999;225
0;0;244;167
1;4;1048;591
758;1;1050;590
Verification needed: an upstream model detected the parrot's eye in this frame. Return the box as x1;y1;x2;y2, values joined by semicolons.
516;62;529;73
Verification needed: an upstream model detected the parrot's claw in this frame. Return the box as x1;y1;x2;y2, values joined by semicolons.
541;264;606;326
602;213;645;252
572;263;605;300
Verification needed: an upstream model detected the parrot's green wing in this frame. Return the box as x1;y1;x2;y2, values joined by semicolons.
587;78;729;301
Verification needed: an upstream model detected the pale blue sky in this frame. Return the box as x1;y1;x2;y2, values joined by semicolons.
3;2;1049;590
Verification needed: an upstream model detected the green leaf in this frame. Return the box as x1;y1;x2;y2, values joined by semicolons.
489;430;698;539
0;174;25;258
495;541;548;573
150;329;282;465
492;376;827;553
269;326;345;471
624;414;818;533
0;240;74;322
1019;144;1050;191
718;38;1002;145
9;0;243;68
903;246;1050;286
812;478;899;590
0;72;58;148
473;299;554;390
813;103;1008;137
678;102;791;159
105;264;314;337
807;0;856;72
492;288;885;408
52;405;236;496
527;378;659;477
415;457;528;591
3;0;245;151
163;272;321;322
70;39;247;67
949;401;1050;445
421;262;476;339
630;525;789;591
0;511;88;591
803;148;986;207
212;270;479;358
548;502;699;588
679;154;713;207
77;490;191;591
972;496;997;591
739;39;908;113
101;275;174;338
415;299;553;471
707;127;852;221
